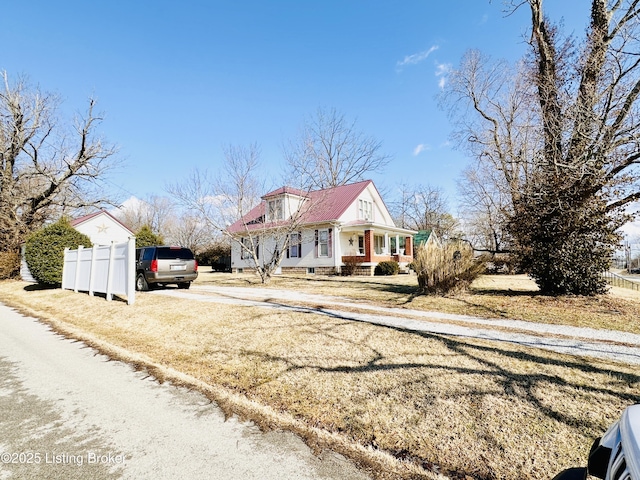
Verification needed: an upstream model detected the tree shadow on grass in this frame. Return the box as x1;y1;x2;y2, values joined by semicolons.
235;305;640;433
226;312;640;479
23;283;58;291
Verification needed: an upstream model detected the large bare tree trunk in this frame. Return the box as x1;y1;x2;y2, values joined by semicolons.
443;0;640;294
0;72;118;276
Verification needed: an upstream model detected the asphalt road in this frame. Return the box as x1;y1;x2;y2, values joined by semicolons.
0;303;370;480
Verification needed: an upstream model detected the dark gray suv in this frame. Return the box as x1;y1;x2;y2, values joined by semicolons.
135;246;198;291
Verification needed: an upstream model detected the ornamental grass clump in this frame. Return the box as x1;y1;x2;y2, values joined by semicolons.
415;240;484;295
0;250;20;279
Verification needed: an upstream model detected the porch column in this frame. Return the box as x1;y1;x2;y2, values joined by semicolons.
405;236;413;257
395;234;400;254
364;229;374;262
384;233;389;255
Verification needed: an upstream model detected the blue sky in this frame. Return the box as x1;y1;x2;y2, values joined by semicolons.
1;1;591;212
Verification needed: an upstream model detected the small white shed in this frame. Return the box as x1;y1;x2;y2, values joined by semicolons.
70;210;135;246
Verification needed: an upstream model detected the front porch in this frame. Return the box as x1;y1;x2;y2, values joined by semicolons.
339;227;415;274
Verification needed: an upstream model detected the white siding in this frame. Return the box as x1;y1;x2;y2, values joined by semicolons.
231;226;340;271
74;214;134;246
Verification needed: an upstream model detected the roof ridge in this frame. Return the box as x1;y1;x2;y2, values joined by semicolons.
71;209;135;235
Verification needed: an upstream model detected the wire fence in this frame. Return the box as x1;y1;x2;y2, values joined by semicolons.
603;271;640;291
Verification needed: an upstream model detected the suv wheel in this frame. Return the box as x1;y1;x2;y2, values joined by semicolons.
136;273;149;292
177;282;191;290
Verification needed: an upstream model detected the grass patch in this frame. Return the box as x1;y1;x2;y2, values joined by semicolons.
195;272;640;334
1;277;640;479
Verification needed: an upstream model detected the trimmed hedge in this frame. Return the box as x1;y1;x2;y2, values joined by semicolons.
374;260;400;276
25;218;92;286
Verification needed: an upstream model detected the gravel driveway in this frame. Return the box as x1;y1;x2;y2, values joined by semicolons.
150;285;640;365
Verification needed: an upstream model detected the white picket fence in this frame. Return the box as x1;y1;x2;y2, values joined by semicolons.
62;238;136;305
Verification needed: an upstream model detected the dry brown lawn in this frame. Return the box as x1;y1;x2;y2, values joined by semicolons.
197;272;640;333
1;274;640;480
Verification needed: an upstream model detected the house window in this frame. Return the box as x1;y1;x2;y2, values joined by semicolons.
358;235;364;255
358;199;373;221
374;235;385;255
307;267;315;274
289;232;301;258
267;198;284;221
240;238;250;260
240;237;258;260
318;229;329;257
390;236;406;254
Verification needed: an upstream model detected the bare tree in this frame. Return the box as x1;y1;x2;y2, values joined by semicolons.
442;1;640;295
283;107;391;190
391;183;460;240
167;143;313;283
0;71;118;275
114;195;175;237
165;213;213;255
457;162;511;254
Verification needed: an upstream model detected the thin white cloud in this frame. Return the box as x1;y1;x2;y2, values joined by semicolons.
413;144;430;156
397;46;439;69
435;62;452;89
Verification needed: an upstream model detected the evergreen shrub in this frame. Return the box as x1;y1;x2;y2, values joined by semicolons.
375;260;400;276
25;219;92;286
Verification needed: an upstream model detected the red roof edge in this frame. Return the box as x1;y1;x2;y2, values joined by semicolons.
71;210;135;235
262;186;309;199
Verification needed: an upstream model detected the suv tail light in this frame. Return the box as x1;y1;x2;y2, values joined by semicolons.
151;259;158;272
194;260;198;272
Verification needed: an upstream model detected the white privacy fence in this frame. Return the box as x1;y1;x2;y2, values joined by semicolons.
62;238;136;305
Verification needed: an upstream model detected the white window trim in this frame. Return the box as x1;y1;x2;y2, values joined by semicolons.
240;237;258;260
267;198;284;222
289;232;301;258
374;234;385;255
318;229;329;257
358;199;373;221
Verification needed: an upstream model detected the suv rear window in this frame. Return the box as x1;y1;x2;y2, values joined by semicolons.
156;247;194;260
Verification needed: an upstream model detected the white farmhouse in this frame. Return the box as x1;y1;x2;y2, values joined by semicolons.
228;180;417;275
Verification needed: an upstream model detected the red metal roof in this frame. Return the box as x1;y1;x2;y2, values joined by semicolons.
70;210;135;234
227;180;372;233
262;186;308;199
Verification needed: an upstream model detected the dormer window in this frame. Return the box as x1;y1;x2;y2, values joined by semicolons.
358;199;373;221
267;198;284;221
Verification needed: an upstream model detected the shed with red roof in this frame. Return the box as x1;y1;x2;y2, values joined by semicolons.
70;210;135;246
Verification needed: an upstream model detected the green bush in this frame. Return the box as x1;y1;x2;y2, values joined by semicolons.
414;241;484;295
135;225;164;248
197;242;231;271
374;260;400;276
25;218;92;286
